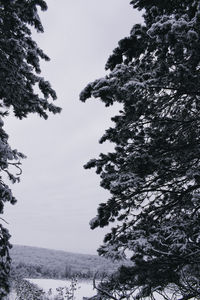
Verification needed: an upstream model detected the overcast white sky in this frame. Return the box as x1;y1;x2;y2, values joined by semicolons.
4;0;142;255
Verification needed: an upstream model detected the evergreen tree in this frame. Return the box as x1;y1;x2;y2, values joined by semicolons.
80;0;200;298
0;0;61;297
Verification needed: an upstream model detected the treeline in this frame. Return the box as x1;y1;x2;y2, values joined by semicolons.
11;261;111;280
10;245;119;280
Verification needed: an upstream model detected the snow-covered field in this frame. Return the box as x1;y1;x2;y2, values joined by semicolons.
27;278;96;299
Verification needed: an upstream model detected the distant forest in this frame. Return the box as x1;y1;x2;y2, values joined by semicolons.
10;245;120;280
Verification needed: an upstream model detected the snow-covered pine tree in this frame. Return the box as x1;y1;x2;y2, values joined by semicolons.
80;0;200;299
0;0;61;297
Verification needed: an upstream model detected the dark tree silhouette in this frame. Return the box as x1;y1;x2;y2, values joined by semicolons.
81;0;200;298
0;0;60;296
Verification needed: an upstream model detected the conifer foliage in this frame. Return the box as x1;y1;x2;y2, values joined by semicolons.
0;0;60;297
81;0;200;299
